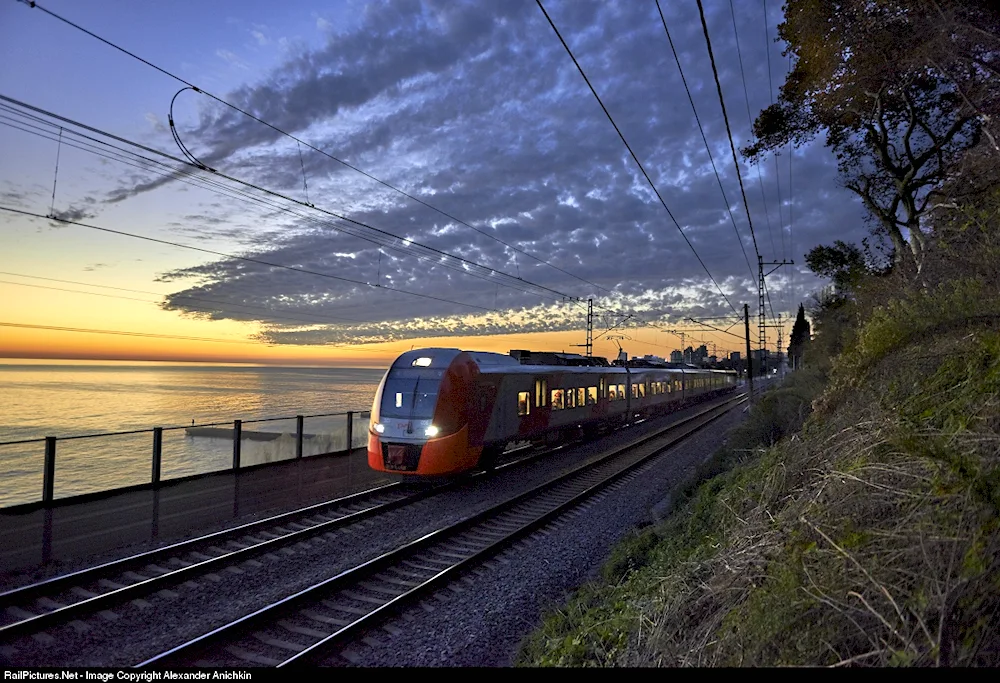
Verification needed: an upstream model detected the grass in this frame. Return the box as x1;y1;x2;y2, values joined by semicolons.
514;281;1000;667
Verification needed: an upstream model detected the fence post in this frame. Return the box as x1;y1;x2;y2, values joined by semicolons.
345;411;354;453
232;419;242;470
43;437;56;503
152;427;163;487
296;415;304;459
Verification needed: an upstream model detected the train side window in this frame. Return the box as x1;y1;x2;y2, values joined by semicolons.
631;384;639;399
618;384;625;400
551;389;564;410
608;384;618;401
577;387;586;407
518;392;530;416
566;389;576;409
587;386;597;405
639;383;646;398
600;377;606;399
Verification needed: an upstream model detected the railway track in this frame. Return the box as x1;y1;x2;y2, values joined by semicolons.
135;393;746;667
0;445;541;642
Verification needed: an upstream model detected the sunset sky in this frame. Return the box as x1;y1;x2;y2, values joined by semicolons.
0;0;868;368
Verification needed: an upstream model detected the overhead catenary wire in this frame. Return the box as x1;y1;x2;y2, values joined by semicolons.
762;0;787;264
0;321;270;346
726;0;781;268
0;275;378;328
534;0;741;319
16;0;607;296
0;95;580;306
654;0;756;285
694;0;762;262
0;206;500;314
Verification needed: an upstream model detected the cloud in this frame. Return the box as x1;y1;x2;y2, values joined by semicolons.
93;0;868;345
215;49;250;70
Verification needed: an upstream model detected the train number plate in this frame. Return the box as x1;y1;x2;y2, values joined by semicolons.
387;444;406;467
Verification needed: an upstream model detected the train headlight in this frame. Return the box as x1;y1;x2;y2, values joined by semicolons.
425;425;439;437
374;423;385;434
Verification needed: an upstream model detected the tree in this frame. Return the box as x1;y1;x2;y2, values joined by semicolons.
804;240;868;293
787;303;811;370
742;0;999;275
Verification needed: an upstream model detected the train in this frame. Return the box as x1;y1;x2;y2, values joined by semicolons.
367;347;739;477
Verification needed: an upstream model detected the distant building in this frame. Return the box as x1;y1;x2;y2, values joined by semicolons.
730;351;741;362
670;349;683;363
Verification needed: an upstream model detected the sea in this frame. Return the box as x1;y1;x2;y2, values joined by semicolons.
0;362;387;509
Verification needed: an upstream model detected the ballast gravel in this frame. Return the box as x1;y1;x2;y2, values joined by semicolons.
0;398;748;668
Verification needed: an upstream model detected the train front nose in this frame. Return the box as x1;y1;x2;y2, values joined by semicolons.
368;350;479;476
367;358;453;474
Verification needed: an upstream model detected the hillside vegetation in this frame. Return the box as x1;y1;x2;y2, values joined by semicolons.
513;1;1000;666
514;185;1000;665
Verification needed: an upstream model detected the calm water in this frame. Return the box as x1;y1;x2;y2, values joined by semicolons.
0;363;386;508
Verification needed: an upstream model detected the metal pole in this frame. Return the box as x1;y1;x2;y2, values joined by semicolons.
152;427;163;487
744;303;754;398
232;419;242;470
345;411;354;453
296;415;304;459
43;436;56;503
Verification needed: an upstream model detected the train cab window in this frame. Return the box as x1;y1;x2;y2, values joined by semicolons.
618;384;625;400
587;387;597;405
551;389;564;410
577;387;586;407
518;392;530;416
535;379;548;408
395;392;403;408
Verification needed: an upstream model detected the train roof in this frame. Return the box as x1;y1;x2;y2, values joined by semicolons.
390;348;734;376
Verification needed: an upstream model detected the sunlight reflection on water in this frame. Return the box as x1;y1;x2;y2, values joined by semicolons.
0;364;385;507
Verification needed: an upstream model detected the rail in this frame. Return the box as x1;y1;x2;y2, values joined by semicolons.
0;409;371;508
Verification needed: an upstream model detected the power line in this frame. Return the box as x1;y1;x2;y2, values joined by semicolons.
654;0;756;284
762;0;787;263
16;0;607;296
534;0;740;318
0;206;500;314
727;0;780;265
0;276;377;328
0;95;579;305
694;0;761;262
0;321;269;346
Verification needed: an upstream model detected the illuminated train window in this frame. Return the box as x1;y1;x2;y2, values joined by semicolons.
566;389;576;409
518;392;530;416
395;392;403;408
577;387;586;407
608;384;618;401
551;389;565;410
618;384;625;400
587;387;597;405
639;383;646;398
631;384;639;399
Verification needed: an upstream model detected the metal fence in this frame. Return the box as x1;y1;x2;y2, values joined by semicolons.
0;409;371;508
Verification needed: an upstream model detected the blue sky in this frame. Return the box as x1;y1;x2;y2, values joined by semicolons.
0;0;870;361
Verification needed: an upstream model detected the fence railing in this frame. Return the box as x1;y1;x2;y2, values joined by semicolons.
0;409;371;509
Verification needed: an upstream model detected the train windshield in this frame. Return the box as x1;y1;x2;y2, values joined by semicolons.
379;369;442;420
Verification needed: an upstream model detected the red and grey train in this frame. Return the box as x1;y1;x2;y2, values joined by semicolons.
367;347;738;477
